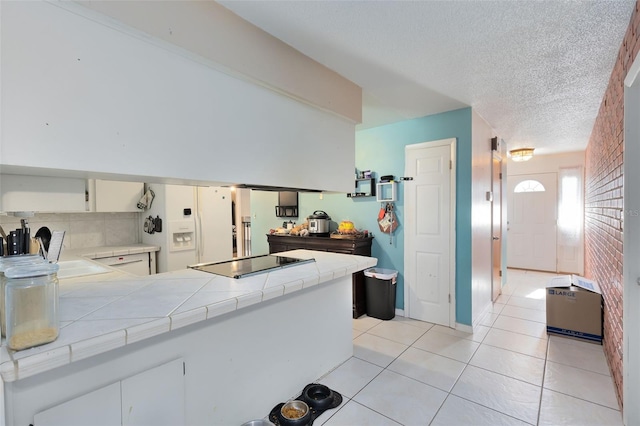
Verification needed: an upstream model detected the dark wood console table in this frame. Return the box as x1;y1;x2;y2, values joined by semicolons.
267;234;373;318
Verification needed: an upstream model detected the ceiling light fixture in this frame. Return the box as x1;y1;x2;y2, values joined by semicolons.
509;148;535;162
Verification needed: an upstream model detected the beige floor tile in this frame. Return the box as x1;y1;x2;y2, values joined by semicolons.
452;366;541;424
321;400;400;426
432;394;531;426
367;320;428;345
352;316;382;332
431;323;490;343
538;388;623;426
483;328;548;359
413;329;480;363
493;315;548;339
353;369;448;425
470;344;546;386
507;295;546;311
388;346;466;392
544;361;619;410
389;316;435;330
547;335;610;375
319;357;383;399
479;312;499;327
500;305;547;323
353;333;408;368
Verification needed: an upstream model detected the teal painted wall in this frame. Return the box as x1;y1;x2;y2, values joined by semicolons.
251;107;473;326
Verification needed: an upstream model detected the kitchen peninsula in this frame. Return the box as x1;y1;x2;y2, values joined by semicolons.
267;234;374;318
1;250;376;425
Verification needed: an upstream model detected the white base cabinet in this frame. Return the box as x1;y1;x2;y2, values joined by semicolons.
121;358;185;426
93;252;156;276
33;359;185;426
33;382;121;426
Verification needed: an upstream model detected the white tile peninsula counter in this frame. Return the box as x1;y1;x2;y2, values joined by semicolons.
1;250;376;425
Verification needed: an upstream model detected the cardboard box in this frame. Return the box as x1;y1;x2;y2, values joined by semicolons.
546;275;603;344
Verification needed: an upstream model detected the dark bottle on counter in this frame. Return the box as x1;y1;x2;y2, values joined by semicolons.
7;230;23;255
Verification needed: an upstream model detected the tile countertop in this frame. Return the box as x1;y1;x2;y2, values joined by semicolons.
0;250;377;382
61;243;160;260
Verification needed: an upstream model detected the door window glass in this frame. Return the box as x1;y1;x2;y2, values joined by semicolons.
514;180;545;193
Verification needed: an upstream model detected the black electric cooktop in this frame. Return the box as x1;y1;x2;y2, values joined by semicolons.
188;254;315;279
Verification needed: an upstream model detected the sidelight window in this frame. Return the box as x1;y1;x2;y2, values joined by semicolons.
558;167;583;245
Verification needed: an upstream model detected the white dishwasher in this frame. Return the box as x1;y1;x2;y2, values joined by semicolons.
93;252;151;276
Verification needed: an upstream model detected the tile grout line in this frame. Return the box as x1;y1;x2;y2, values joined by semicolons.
536;337;550;426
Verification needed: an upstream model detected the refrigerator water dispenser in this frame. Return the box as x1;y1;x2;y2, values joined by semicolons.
170;220;195;252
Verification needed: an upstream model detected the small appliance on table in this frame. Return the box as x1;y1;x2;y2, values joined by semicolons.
188;254;314;279
307;210;331;237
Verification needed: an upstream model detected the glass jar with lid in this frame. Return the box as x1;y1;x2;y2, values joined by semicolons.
4;262;59;351
0;254;45;337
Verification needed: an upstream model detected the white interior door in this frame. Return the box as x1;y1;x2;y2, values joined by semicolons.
507;173;558;272
405;139;455;327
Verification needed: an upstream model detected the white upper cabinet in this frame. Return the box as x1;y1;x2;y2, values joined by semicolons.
88;179;144;213
0;175;86;213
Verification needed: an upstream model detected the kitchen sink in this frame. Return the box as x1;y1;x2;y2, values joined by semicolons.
56;259;112;279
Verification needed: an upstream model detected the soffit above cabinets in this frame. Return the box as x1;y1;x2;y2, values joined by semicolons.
220;1;635;154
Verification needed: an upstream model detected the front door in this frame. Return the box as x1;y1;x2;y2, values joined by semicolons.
492;153;502;301
507;173;558;272
404;138;455;326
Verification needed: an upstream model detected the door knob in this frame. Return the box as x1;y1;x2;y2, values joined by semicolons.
492;236;500;240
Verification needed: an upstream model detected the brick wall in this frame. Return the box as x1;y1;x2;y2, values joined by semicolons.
584;0;640;409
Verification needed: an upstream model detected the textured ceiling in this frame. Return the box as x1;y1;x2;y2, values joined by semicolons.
219;0;635;155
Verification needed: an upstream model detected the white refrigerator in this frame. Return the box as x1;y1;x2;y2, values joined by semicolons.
141;184;233;273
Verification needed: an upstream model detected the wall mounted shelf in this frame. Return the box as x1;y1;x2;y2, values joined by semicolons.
275;206;298;217
347;178;376;198
275;191;298;217
376;181;397;202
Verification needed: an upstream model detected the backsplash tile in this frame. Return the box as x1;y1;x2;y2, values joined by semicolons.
105;216;139;246
69;219;106;248
0;212;141;250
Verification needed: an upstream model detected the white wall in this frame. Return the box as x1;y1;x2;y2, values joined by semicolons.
507;151;585;175
76;0;361;124
0;1;355;193
471;111;497;325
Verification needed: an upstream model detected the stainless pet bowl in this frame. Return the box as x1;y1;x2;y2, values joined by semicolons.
280;400;310;424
